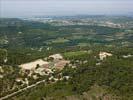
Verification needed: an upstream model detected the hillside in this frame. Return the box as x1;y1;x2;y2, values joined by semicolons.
0;16;133;100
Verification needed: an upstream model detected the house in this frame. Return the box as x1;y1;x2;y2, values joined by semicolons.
19;59;49;71
123;54;132;58
54;60;70;70
49;54;63;60
0;66;4;73
16;78;23;83
34;67;53;76
0;75;3;78
99;52;112;60
16;78;29;86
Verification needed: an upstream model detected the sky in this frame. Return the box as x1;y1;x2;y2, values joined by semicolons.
0;0;133;18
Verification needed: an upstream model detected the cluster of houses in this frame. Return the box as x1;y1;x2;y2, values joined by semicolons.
15;52;113;85
15;54;70;85
95;51;112;66
19;54;69;77
19;52;113;75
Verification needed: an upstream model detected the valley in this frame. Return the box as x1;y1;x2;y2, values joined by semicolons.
0;16;133;100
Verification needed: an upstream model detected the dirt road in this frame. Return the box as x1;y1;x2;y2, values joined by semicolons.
0;80;45;100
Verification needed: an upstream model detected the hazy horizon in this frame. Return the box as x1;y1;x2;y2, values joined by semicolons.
0;0;133;18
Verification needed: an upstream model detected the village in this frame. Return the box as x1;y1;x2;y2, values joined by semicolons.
14;51;113;86
15;54;70;86
0;51;114;87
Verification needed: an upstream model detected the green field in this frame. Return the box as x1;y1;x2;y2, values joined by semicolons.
63;50;92;59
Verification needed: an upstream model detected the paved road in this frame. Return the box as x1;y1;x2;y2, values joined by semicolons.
0;80;45;100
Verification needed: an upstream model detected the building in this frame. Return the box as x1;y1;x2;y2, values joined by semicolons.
99;52;112;60
55;60;70;70
49;54;63;60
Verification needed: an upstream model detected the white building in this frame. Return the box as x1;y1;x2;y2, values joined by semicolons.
49;54;63;60
99;52;112;60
